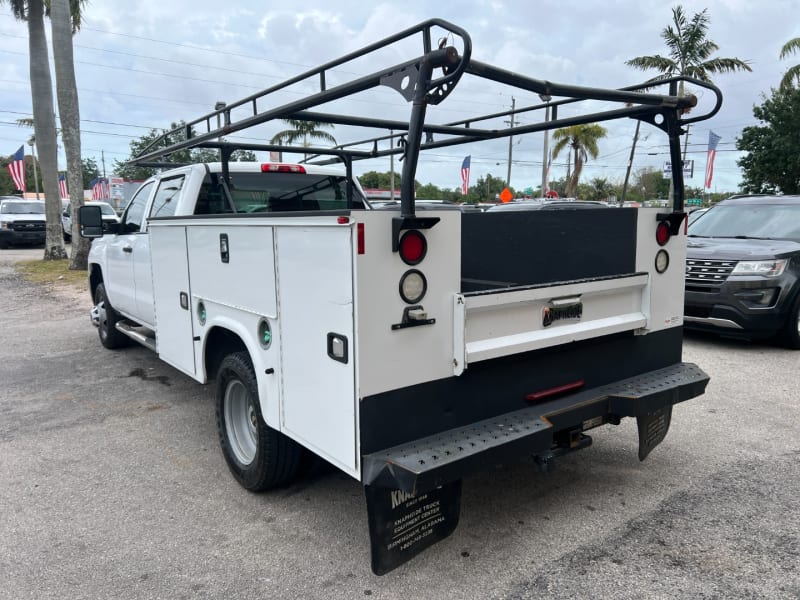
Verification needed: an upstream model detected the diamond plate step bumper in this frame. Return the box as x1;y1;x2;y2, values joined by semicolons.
362;362;709;493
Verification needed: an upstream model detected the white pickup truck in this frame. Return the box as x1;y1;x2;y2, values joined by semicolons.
79;18;720;574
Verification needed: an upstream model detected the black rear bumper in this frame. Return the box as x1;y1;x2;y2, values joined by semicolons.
362;362;708;493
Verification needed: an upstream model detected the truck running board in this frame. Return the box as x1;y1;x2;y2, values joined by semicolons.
362;362;709;494
115;321;157;352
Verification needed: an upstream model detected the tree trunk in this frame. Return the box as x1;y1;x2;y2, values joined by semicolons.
566;145;579;198
28;0;67;260
50;0;88;269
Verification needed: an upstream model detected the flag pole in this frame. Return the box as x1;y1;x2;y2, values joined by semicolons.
28;140;40;199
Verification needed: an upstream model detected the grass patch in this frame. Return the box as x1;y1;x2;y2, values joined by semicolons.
17;259;88;292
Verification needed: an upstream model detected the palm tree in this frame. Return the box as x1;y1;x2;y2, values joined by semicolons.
51;0;90;270
551;124;607;198
4;0;67;259
780;37;800;91
270;119;336;160
625;6;751;202
625;6;752;96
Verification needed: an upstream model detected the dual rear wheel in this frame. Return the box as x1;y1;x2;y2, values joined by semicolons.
215;352;305;491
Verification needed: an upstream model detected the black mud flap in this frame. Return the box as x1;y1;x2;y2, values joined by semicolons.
637;404;672;461
365;479;462;575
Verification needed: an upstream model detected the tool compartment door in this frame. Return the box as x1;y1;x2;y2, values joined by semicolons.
149;224;196;376
277;226;357;477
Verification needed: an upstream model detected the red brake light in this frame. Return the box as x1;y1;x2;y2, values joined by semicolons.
656;221;671;246
261;163;306;174
398;230;426;265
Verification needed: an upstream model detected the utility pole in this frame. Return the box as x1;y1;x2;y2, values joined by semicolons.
620;120;641;205
539;95;551;197
506;96;515;186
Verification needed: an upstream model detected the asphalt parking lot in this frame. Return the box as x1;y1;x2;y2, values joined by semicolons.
1;247;798;599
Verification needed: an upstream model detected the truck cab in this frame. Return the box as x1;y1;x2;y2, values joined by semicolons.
87;162;368;332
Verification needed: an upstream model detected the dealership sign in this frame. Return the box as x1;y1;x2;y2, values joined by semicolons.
663;159;694;179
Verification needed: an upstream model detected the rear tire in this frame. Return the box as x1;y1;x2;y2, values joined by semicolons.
94;283;129;349
216;351;305;490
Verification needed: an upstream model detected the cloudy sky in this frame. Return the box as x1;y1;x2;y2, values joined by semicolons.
1;0;797;194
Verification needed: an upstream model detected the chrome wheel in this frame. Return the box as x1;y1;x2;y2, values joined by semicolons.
224;379;258;466
96;299;108;339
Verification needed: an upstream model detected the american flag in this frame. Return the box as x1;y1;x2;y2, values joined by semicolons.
90;177;110;200
460;155;471;195
704;131;721;189
58;173;68;198
6;145;25;192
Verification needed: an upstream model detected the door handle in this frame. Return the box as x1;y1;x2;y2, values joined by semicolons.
123;246;133;253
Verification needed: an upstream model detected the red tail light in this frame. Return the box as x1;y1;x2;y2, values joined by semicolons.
398;230;426;265
261;163;306;173
656;221;671;246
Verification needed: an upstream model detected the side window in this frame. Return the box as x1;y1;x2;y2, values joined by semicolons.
195;174;234;215
121;181;154;234
150;176;185;219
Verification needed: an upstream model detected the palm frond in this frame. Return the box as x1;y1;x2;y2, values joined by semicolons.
702;57;753;74
779;65;800;92
780;37;800;59
625;55;676;73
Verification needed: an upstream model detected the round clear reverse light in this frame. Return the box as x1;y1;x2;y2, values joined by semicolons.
399;269;427;304
655;249;670;274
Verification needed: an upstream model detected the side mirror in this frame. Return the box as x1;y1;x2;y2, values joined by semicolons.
78;205;103;238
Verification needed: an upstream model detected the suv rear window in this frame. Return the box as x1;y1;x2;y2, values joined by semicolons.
195;172;365;215
689;204;800;240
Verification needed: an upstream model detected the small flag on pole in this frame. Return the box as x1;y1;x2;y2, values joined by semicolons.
6;145;25;192
58;173;68;199
460;155;471;195
90;177;110;200
704;131;721;189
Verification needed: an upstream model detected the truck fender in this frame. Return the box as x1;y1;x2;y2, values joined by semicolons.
199;315;280;430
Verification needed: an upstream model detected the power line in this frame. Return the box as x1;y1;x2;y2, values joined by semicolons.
0;109;155;130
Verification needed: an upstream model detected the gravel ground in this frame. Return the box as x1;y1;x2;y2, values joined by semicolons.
0;247;798;599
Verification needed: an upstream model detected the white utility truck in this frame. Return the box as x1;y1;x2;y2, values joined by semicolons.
79;19;720;574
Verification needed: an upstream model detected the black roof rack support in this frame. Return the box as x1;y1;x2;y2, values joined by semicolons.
129;19;722;220
133;19;472;165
